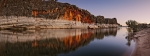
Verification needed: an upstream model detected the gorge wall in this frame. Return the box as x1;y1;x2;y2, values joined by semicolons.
0;0;119;29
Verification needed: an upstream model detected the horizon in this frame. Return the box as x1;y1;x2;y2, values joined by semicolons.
58;0;150;26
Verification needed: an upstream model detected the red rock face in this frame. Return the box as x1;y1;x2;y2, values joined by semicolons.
32;10;48;17
0;0;118;24
0;0;94;23
63;8;93;23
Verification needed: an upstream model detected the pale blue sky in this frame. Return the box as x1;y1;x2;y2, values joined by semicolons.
58;0;150;26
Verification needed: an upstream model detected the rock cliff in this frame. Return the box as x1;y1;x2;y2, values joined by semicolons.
0;0;119;29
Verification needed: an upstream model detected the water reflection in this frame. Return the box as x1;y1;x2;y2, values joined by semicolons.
0;28;118;56
125;28;135;46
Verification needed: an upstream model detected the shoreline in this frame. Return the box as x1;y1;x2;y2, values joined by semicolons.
131;28;150;56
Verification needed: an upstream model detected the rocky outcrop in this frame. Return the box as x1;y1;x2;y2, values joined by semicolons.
0;0;119;29
0;0;94;23
104;18;117;24
94;16;118;28
95;15;105;24
94;16;117;24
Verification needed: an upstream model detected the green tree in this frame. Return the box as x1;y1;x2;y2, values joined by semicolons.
126;20;138;32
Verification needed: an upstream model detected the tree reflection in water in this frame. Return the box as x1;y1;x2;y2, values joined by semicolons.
0;28;117;56
125;28;135;46
126;28;137;46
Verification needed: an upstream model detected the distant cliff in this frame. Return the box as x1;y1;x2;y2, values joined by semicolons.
0;0;119;29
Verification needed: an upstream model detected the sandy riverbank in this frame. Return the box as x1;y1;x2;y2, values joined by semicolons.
131;28;150;56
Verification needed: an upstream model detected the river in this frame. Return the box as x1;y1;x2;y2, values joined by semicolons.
0;27;135;56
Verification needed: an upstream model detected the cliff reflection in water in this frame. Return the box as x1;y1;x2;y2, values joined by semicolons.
0;28;117;56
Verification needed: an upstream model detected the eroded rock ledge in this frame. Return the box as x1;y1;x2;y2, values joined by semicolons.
0;16;118;30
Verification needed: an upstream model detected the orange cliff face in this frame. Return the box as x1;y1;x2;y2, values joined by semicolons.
2;0;95;23
32;10;48;17
63;8;94;23
63;8;81;21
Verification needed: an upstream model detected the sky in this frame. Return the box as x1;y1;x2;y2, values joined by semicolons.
58;0;150;26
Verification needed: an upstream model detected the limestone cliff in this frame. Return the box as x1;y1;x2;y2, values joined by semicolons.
0;0;119;29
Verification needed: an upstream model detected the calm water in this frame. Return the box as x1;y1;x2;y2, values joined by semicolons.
0;27;135;56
